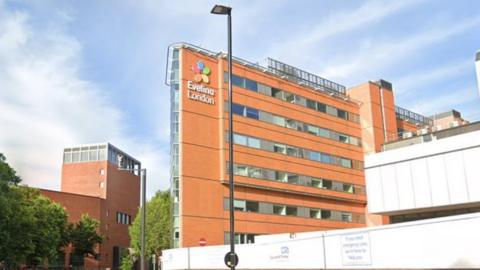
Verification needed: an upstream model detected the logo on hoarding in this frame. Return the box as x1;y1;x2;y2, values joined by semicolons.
187;60;215;105
192;60;211;84
269;246;290;261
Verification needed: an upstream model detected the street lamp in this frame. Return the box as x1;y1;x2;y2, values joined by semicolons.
210;4;238;269
117;154;147;270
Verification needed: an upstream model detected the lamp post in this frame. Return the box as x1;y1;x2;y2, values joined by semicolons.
210;4;238;269
117;155;146;270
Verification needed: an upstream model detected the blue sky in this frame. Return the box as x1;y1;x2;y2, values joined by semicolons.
1;0;479;197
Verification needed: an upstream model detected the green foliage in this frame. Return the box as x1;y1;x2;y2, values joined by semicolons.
0;186;68;267
0;186;36;266
0;153;102;267
67;214;103;257
0;153;21;185
25;189;69;266
129;190;172;258
120;253;134;270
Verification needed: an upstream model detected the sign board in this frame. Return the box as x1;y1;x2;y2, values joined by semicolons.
199;238;207;247
341;233;372;266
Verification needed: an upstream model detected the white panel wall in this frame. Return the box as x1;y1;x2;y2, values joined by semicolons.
463;147;480;201
365;130;480;214
162;213;480;269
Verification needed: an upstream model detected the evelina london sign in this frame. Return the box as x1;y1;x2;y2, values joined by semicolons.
187;60;215;105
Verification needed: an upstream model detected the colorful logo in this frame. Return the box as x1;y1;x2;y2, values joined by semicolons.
192;60;211;84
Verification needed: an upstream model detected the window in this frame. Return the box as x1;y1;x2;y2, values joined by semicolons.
322;179;332;189
232;103;245;116
272;115;285;127
232;75;245;88
326;105;337;116
295;96;307;106
311;178;322;188
248;167;262;178
339;134;349;143
341;212;352;222
321;210;332;219
343;184;354;193
116;212;131;225
286;146;299;157
287;174;299;184
284;92;295;103
309;151;321;161
234;200;246;211
246;108;259;119
321;154;331;164
317;103;327;113
246;201;259;212
318;128;330;138
306;125;319;136
286;206;297;216
337;109;348;120
245;78;258;92
285;119;297;129
275;171;287;182
306;99;317;110
273;205;286;215
247;137;261;149
233;134;247;146
310;209;321;219
340;159;352;168
234;165;248;176
271;88;284;100
273;143;286;154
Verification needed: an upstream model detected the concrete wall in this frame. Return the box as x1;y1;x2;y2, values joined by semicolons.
162;213;480;269
365;130;480;215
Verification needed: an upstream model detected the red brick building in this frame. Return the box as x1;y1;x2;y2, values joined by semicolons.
41;143;140;269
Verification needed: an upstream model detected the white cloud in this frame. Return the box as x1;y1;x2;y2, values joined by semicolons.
0;4;169;197
408;87;478;116
269;0;421;65
394;59;473;95
319;16;480;83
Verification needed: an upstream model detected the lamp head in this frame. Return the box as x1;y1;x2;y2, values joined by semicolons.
211;4;232;15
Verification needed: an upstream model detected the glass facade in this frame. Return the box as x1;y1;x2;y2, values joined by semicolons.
168;48;181;248
63;144;140;175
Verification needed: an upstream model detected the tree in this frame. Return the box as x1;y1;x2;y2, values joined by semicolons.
66;214;103;264
0;153;21;185
129;190;172;265
0;185;36;267
0;186;69;268
23;189;69;267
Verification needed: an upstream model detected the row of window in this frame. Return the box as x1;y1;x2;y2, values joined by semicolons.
170;48;181;249
116;212;131;225
232;133;363;170
63;145;107;163
231;163;364;195
225;73;360;123
231;102;361;146
224;232;257;245
224;198;364;223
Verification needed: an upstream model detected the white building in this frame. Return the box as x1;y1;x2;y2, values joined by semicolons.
365;122;480;222
476;51;480;95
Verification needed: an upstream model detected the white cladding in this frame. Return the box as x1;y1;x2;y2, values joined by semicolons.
162;213;480;269
365;130;480;214
476;51;480;95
